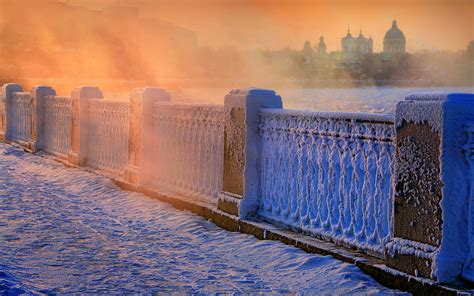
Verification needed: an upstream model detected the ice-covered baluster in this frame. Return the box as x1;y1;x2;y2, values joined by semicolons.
289;116;302;221
309;131;320;228
329;136;342;233
340;138;353;235
377;143;392;249
300;128;313;225
365;140;378;247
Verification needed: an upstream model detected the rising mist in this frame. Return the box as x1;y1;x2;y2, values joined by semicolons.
0;0;473;96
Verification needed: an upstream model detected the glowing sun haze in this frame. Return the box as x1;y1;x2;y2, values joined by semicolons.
75;0;474;52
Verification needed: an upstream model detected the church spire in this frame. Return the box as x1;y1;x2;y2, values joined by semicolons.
392;19;398;28
345;26;352;38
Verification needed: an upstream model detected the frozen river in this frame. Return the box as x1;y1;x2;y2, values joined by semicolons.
0;144;407;294
171;86;474;113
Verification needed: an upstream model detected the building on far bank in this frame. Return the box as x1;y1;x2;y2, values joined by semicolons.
383;20;406;55
301;20;407;71
303;41;314;64
467;40;474;59
341;29;373;63
316;36;327;57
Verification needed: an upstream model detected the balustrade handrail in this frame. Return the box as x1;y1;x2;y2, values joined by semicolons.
154;101;224;108
153;101;224;126
12;92;30;97
45;96;72;102
259;108;395;143
260;108;395;124
89;99;128;106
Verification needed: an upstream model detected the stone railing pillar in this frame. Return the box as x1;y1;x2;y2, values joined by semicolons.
217;88;282;218
68;86;103;166
1;83;23;142
124;87;170;185
30;86;56;151
386;92;474;283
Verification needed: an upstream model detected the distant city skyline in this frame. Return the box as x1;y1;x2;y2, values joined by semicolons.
62;0;474;52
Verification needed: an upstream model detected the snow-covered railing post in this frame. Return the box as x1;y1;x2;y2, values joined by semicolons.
386;92;474;283
1;83;22;142
68;86;103;166
217;88;282;218
124;87;170;185
462;121;474;282
29;86;56;152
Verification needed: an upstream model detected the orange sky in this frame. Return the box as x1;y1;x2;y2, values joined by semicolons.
50;0;474;52
133;0;474;52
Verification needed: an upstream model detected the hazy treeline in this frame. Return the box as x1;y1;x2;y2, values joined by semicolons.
353;50;474;86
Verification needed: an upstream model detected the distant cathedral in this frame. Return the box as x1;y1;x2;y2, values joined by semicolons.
302;19;406;65
303;41;313;64
316;36;327;56
341;29;373;63
383;20;406;55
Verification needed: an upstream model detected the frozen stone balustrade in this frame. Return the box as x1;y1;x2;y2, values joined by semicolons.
87;99;130;175
43;96;73;158
258;109;395;256
2;83;474;284
150;102;224;203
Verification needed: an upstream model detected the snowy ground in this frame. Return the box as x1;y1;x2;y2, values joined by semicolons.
0;144;407;294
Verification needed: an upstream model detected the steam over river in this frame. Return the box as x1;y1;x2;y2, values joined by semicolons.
173;86;474;114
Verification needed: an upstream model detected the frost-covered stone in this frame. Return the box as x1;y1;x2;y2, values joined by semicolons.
387;92;474;283
125;87;170;185
218;88;282;218
1;83;22;141
68;86;103;165
30;86;56;151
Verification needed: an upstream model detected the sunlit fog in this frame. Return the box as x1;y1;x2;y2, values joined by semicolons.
0;0;473;110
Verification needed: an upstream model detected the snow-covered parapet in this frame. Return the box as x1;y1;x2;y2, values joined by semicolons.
258;109;395;256
217;88;282;217
1;83;22;141
43;95;73;159
10;92;31;145
68;86;103;166
87;99;129;175
150;101;224;203
124;87;170;185
386;92;474;283
30;86;56;151
1;84;56;152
